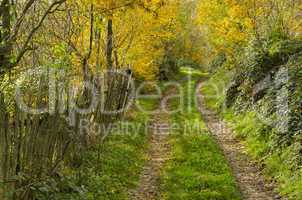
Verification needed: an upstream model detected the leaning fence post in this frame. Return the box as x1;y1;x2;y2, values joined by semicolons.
0;92;4;198
121;66;133;117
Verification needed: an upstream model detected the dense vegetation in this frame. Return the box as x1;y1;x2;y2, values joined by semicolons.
1;0;301;199
31;99;153;199
199;1;302;199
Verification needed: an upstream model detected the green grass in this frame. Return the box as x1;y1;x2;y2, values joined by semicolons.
136;98;159;112
35;99;156;200
224;110;271;158
75;112;150;200
160;73;242;200
180;66;209;78
161;131;242;200
224;109;302;200
201;66;302;200
200;66;233;111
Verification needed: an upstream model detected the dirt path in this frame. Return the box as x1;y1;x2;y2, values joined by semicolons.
129;94;172;200
197;82;282;200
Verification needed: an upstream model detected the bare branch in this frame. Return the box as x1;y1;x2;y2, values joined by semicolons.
86;3;94;60
11;0;66;68
9;0;36;41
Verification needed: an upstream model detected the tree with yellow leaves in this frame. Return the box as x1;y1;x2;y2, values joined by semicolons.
196;0;302;65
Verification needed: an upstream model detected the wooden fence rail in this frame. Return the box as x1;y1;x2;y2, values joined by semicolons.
0;69;133;199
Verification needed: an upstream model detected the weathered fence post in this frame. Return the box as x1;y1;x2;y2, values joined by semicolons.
0;91;9;198
0;91;4;198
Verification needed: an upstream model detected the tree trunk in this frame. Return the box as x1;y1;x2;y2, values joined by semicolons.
106;18;113;69
0;0;11;74
114;50;119;68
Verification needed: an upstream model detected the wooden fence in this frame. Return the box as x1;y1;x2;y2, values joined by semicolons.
0;69;133;199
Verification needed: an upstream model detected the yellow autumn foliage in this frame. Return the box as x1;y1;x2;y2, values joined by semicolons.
113;0;181;80
63;0;181;81
196;0;302;65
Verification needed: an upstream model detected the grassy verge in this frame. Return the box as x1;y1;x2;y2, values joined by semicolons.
160;74;242;200
201;66;302;200
36;99;157;200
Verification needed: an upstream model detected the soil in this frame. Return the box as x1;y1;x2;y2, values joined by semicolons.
129;92;172;200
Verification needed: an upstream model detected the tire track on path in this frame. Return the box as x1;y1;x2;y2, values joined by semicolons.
197;82;283;200
129;89;174;200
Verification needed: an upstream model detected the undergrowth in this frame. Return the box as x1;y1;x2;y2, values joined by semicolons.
32;99;157;200
201;65;302;200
